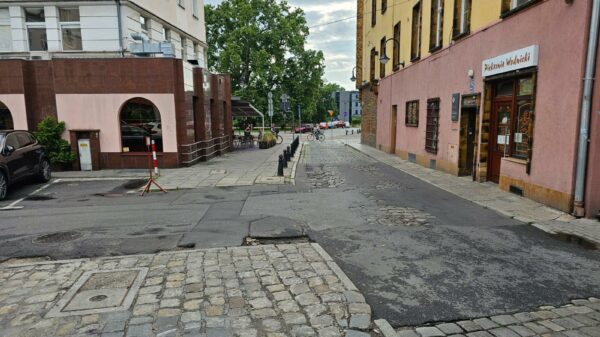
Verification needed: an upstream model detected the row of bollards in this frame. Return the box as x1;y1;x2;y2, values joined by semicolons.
278;137;300;177
345;128;362;135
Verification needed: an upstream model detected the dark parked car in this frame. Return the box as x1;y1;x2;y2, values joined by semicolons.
0;130;51;200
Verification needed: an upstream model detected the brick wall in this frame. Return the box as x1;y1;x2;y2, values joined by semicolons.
360;86;377;147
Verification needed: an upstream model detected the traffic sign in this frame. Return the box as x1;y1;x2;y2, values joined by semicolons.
328;110;334;117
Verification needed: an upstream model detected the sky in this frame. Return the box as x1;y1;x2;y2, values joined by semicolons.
204;0;356;91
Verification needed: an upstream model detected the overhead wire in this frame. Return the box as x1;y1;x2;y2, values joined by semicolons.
308;0;413;29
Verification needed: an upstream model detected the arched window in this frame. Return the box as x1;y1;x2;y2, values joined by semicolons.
0;102;13;130
120;98;163;153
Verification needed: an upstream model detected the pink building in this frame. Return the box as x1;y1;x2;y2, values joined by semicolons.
0;58;233;170
375;0;600;218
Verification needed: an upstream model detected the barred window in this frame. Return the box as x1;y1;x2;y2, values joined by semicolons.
405;100;419;127
425;98;440;153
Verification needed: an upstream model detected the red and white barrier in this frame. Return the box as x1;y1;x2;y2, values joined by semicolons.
151;140;159;175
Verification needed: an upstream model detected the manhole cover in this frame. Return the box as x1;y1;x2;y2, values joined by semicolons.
45;268;148;318
33;231;82;244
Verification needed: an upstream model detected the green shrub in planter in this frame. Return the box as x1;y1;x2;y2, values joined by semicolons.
34;116;76;167
259;132;277;149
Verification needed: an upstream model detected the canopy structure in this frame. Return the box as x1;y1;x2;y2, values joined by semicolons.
231;97;264;130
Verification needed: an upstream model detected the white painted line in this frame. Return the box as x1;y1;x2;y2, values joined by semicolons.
0;179;60;211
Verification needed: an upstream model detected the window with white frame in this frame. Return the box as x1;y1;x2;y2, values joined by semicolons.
192;0;199;18
25;8;47;51
59;8;81;51
140;16;149;33
0;8;11;51
193;42;198;60
429;0;443;51
163;28;171;41
181;36;187;60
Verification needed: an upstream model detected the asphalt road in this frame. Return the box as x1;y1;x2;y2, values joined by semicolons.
0;140;598;328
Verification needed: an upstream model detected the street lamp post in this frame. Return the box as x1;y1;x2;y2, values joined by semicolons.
379;38;405;154
379;38;405;69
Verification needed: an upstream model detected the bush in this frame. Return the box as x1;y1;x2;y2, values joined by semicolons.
259;132;277;149
34;116;77;165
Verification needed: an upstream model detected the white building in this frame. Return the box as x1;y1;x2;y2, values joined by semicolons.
335;90;361;122
0;0;208;89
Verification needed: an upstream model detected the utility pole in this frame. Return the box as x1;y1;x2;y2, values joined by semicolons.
268;91;273;128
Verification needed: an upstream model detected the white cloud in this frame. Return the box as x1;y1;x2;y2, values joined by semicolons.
205;0;356;90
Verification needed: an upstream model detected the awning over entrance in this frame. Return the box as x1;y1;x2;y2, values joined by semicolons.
231;97;264;130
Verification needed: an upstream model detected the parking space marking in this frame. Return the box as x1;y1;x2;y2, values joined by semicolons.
0;179;61;211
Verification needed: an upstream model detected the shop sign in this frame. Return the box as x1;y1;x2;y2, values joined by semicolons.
482;45;539;77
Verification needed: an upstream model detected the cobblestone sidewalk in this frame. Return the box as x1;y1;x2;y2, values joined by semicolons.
0;243;375;337
345;141;600;248
395;299;600;337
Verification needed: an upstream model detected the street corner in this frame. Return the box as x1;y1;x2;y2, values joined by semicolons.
0;243;379;337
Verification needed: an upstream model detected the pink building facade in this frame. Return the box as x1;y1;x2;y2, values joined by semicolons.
376;0;600;218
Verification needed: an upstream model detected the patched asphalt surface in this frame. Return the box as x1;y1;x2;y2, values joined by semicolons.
0;142;599;328
291;142;600;326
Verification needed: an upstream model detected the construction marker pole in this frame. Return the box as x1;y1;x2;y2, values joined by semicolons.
151;140;159;176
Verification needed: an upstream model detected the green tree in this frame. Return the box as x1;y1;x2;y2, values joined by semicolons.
34;116;76;165
313;83;345;123
205;0;325;127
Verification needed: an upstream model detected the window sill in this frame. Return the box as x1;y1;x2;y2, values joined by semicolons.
429;45;442;54
179;4;186;10
405;124;419;127
410;56;420;63
500;1;539;19
503;157;527;165
452;31;470;41
193;14;199;20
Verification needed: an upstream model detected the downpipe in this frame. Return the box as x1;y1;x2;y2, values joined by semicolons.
574;0;600;216
116;0;125;57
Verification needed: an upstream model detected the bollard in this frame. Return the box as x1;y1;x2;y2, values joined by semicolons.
278;155;284;176
352;130;354;135
346;129;348;135
283;150;288;168
287;146;292;159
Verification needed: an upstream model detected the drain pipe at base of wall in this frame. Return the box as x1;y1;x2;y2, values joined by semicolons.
116;0;125;57
574;0;600;217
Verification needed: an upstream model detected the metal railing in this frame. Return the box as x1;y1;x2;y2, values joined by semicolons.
179;135;231;166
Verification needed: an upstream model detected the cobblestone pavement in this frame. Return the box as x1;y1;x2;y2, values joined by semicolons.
396;299;600;337
344;141;600;248
0;243;377;337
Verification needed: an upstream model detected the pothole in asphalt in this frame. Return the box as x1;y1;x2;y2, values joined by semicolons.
205;195;225;200
121;179;147;190
33;231;83;244
552;232;598;250
371;206;436;226
25;194;55;201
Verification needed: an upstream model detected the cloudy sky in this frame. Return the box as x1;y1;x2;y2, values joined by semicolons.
204;0;356;90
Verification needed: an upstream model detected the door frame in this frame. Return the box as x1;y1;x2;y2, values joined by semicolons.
390;105;398;154
488;99;513;183
458;94;480;179
69;130;101;171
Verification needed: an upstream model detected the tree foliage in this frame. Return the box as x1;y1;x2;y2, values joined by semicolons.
34;116;76;165
205;0;326;126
